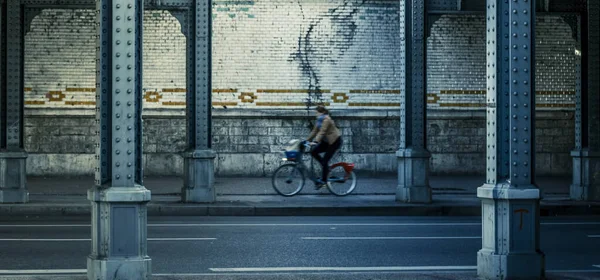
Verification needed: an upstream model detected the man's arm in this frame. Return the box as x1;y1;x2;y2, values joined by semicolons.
315;118;331;143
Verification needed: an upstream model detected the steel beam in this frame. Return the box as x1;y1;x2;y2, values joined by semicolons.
477;0;545;279
87;0;151;279
20;0;192;9
396;0;431;203
0;0;28;204
179;0;215;203
571;0;600;201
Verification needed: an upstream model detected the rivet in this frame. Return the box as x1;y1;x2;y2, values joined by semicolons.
127;150;132;155
116;138;121;143
127;113;132;118
116;101;121;106
127;162;132;167
116;113;121;118
128;126;132;130
116;125;121;130
128;174;132;179
116;175;120;179
127;138;132;143
116;150;120;155
116;162;120;167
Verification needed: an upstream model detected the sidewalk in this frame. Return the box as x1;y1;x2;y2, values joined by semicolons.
1;175;599;216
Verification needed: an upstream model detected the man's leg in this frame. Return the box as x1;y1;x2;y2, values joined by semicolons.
310;142;328;164
322;139;342;181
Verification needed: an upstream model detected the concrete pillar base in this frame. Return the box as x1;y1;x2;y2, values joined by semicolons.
396;148;431;203
0;151;28;203
87;186;151;279
181;149;216;203
87;256;151;280
477;249;545;280
570;150;600;201
477;184;545;280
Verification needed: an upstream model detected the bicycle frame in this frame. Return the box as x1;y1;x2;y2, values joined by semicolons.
281;142;354;182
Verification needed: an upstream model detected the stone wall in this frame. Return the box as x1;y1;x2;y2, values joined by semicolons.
24;109;574;176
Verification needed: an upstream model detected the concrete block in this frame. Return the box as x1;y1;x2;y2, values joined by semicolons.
144;153;184;176
26;154;95;176
216;153;264;176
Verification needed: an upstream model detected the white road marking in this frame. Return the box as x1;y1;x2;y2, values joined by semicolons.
0;238;216;242
302;236;481;240
588;235;600;238
209;266;478;272
0;222;598;227
0;269;86;274
594;265;600;269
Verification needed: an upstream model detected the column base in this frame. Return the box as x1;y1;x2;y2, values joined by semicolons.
477;249;545;280
88;256;151;280
0;151;28;203
477;184;544;280
570;150;600;201
396;148;431;203
181;149;216;203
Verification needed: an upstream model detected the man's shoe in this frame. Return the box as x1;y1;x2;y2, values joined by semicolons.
314;179;326;189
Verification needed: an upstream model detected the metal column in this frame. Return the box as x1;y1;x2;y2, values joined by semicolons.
477;0;545;279
181;0;216;203
396;0;431;203
87;0;151;279
0;0;28;204
571;0;600;201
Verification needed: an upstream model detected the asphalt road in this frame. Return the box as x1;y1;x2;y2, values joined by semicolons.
0;216;599;279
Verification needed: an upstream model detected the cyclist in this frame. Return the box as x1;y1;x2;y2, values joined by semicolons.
306;105;342;188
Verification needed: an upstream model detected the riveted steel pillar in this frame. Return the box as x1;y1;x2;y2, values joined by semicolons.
87;0;151;279
477;0;545;279
181;0;216;203
0;0;28;204
396;0;431;203
571;0;600;201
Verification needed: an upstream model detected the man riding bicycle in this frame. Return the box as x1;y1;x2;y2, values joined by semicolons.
306;105;342;188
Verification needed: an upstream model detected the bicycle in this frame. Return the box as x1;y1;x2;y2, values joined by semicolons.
272;139;357;196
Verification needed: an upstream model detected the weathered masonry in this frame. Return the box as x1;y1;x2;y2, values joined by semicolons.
13;0;583;178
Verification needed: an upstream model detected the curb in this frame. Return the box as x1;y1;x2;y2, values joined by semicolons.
1;203;599;217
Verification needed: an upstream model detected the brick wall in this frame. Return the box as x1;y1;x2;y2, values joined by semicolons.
23;9;577;110
427;15;577;109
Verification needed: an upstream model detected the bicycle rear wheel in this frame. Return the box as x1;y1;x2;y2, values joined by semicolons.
326;165;357;196
272;164;305;196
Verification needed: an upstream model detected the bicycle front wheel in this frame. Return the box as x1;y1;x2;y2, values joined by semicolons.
326;165;357;196
272;164;305;196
